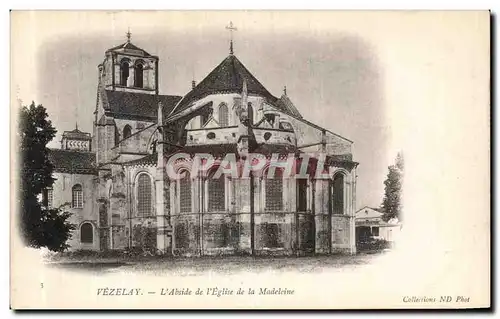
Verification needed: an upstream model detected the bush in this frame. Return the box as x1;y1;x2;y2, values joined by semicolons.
357;239;392;252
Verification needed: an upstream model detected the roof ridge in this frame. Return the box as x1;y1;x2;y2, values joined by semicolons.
106;41;152;56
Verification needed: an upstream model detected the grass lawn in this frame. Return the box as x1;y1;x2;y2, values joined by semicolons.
45;251;385;276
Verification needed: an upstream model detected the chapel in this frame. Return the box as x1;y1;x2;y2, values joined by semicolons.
47;28;359;256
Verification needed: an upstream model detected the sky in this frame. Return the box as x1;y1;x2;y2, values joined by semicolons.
12;11;406;210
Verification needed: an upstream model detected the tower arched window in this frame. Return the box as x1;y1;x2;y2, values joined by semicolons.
123;125;132;139
179;170;192;213
218;103;229;127
134;62;144;88
120;60;130;86
137;174;152;216
207;169;225;211
72;184;83;208
80;222;93;244
264;168;283;211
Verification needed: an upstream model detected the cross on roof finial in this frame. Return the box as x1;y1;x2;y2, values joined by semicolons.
283;85;287;96
225;21;237;55
126;27;131;43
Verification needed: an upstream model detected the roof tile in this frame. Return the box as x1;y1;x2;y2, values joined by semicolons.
105;90;182;121
48;149;97;174
170;55;284;117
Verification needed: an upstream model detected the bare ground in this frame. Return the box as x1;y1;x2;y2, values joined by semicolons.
45;251;386;276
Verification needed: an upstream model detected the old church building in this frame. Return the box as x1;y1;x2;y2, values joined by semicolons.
47;30;359;256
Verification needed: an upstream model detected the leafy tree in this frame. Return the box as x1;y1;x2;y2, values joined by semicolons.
381;152;404;222
18;102;75;251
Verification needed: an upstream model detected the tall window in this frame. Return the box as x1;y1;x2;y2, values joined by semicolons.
179;171;192;213
120;60;130;86
332;173;344;214
80;222;93;243
123;125;132;139
265;169;283;211
137;174;152;216
218;103;229;127
296;179;307;211
134;62;144;88
208;170;225;211
114;127;119;146
247;102;254;126
47;188;53;208
72;184;83;208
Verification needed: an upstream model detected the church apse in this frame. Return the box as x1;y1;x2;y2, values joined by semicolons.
47;25;358;256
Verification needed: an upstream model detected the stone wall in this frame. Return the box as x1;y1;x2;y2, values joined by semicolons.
186;127;239;146
51;172;99;251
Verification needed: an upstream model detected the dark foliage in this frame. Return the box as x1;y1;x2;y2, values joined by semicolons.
356;239;392;252
381;152;404;222
18;102;75;251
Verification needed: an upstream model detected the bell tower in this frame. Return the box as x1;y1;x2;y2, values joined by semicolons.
98;29;159;95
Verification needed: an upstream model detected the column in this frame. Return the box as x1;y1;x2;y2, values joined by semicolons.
348;168;357;254
155;102;171;254
314;178;330;254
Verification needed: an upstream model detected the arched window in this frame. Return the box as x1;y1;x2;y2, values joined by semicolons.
179;171;192;213
72;184;83;208
120;60;130;86
123;125;132;139
208;170;225;211
80;222;93;243
265;168;283;211
134;62;144;88
218;103;229;127
331;173;345;215
137;174;152;216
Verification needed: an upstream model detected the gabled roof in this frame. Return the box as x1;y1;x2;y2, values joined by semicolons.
170;54;279;117
48;149;97;175
104;90;182;121
106;41;152;57
355;206;383;219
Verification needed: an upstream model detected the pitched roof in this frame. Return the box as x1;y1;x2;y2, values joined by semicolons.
165;143;298;158
276;94;303;118
170;55;280;117
122;153;158;166
106;41;152;56
48;149;97;174
104;90;182;121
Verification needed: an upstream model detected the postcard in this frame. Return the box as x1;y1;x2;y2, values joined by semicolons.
10;10;490;309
